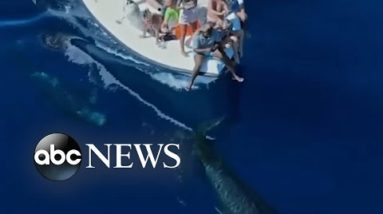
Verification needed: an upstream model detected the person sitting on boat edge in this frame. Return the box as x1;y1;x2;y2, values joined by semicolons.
186;22;244;91
178;0;199;57
213;19;240;64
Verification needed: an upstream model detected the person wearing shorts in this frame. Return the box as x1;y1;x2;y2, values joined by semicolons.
187;22;244;91
178;0;198;56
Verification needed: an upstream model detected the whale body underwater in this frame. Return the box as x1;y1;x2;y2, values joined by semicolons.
194;133;275;214
30;71;106;126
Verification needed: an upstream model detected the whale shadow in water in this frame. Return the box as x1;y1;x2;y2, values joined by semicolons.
10;38;107;127
194;132;276;214
30;71;107;126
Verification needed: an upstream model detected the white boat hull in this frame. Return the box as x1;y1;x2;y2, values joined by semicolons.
81;0;232;77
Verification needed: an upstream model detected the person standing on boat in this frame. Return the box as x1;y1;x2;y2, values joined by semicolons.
207;0;229;27
178;0;199;56
187;23;244;91
225;0;246;57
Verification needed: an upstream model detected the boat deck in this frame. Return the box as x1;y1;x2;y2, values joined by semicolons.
82;0;230;77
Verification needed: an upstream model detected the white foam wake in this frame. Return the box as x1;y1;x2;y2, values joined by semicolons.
94;41;150;67
0;12;46;27
64;41;193;131
42;2;194;129
94;41;200;91
151;72;199;91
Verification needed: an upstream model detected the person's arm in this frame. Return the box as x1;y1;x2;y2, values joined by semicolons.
161;8;169;29
238;0;245;9
238;0;246;16
194;42;219;53
222;1;229;15
208;0;225;16
161;21;168;31
193;40;216;53
192;32;216;53
234;0;247;21
194;47;213;53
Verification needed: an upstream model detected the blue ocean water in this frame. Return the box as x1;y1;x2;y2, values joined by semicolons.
1;0;383;213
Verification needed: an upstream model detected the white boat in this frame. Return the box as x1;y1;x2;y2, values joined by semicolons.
81;0;236;77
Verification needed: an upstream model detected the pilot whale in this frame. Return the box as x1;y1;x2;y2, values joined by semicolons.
41;33;69;50
194;133;275;214
41;33;89;50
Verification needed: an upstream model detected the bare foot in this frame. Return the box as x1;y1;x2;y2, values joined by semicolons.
185;37;192;48
235;56;240;64
233;76;244;83
158;41;166;49
237;48;243;57
181;51;188;57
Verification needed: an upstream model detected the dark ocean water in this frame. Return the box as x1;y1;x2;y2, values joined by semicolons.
1;0;383;213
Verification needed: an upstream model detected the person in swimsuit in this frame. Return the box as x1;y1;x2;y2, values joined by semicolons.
207;0;229;27
186;22;244;91
178;0;198;56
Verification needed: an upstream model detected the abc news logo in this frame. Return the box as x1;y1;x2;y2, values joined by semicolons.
34;133;181;181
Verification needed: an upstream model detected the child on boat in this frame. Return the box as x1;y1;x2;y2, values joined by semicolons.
161;0;179;33
141;0;179;47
